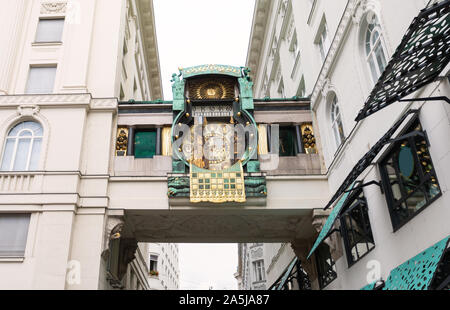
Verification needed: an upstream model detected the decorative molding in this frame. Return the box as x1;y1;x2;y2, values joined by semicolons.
352;0;382;25
90;98;118;110
246;0;272;82
311;0;360;110
40;2;67;15
0;94;91;106
137;0;163;100
17;105;40;117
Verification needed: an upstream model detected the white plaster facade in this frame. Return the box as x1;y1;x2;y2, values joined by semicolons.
0;0;162;290
236;243;267;290
148;243;180;290
246;0;450;290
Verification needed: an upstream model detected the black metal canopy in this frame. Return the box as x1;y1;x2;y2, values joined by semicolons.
355;0;450;121
324;109;418;210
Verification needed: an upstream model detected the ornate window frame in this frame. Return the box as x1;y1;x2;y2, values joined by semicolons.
0;108;50;172
327;92;345;153
378;115;442;232
339;188;376;267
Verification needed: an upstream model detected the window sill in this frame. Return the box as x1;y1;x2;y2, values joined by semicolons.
32;41;63;46
0;257;25;263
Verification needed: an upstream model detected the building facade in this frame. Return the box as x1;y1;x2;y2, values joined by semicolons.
148;243;180;290
0;0;163;289
244;0;450;290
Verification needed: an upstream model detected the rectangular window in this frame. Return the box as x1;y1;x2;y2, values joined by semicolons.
253;260;265;282
340;189;375;266
134;129;157;158
35;18;65;43
150;254;158;272
315;243;337;289
279;126;298;157
379;118;442;231
0;214;31;257
318;22;330;61
25;66;57;94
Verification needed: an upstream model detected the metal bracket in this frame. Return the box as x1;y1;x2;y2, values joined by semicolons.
386;130;430;147
324;228;341;239
399;96;450;104
344;180;384;195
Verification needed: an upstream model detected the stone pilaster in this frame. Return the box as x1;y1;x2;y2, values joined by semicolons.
0;0;27;94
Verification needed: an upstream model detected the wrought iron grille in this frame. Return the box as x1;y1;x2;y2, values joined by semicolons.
355;0;450;121
324;110;418;211
340;190;375;267
379;117;442;231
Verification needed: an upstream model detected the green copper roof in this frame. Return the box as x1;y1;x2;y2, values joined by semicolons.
383;235;450;290
307;182;356;259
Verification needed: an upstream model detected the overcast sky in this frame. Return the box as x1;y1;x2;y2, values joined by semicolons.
153;0;256;290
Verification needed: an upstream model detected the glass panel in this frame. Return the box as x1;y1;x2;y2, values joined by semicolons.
29;138;42;170
0;214;31;257
25;67;57;94
13;138;31;171
375;43;387;74
35;18;65;42
8;123;24;136
28;121;43;136
19;130;32;137
1;139;15;171
371;29;380;46
134;130;157;158
279;127;297;157
381;118;442;230
368;57;379;82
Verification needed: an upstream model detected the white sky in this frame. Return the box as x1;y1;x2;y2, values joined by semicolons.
154;0;256;100
153;0;256;290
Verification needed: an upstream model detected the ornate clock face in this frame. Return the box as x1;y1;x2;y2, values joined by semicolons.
203;123;233;171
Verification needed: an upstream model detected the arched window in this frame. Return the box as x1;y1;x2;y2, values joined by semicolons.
1;121;43;171
365;17;388;83
330;95;345;149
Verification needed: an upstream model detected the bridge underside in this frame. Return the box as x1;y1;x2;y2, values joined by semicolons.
125;208;316;243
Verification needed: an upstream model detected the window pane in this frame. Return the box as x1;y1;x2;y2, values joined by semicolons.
29;138;42;170
35;19;64;42
279;127;297;157
25;67;57;94
375;43;387;74
1;139;15;171
13;138;31;171
134;130;157;158
0;214;31;257
380;118;442;230
19;130;32;137
368;57;379;82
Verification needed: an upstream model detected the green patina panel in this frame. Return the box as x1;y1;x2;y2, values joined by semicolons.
360;282;377;290
171;74;185;111
246;161;260;173
383;235;450;290
307;182;356;259
134;130;156;158
172;160;186;173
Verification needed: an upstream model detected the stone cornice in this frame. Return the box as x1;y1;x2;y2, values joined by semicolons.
137;0;163;100
0;94;118;112
246;0;272;83
310;0;358;110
